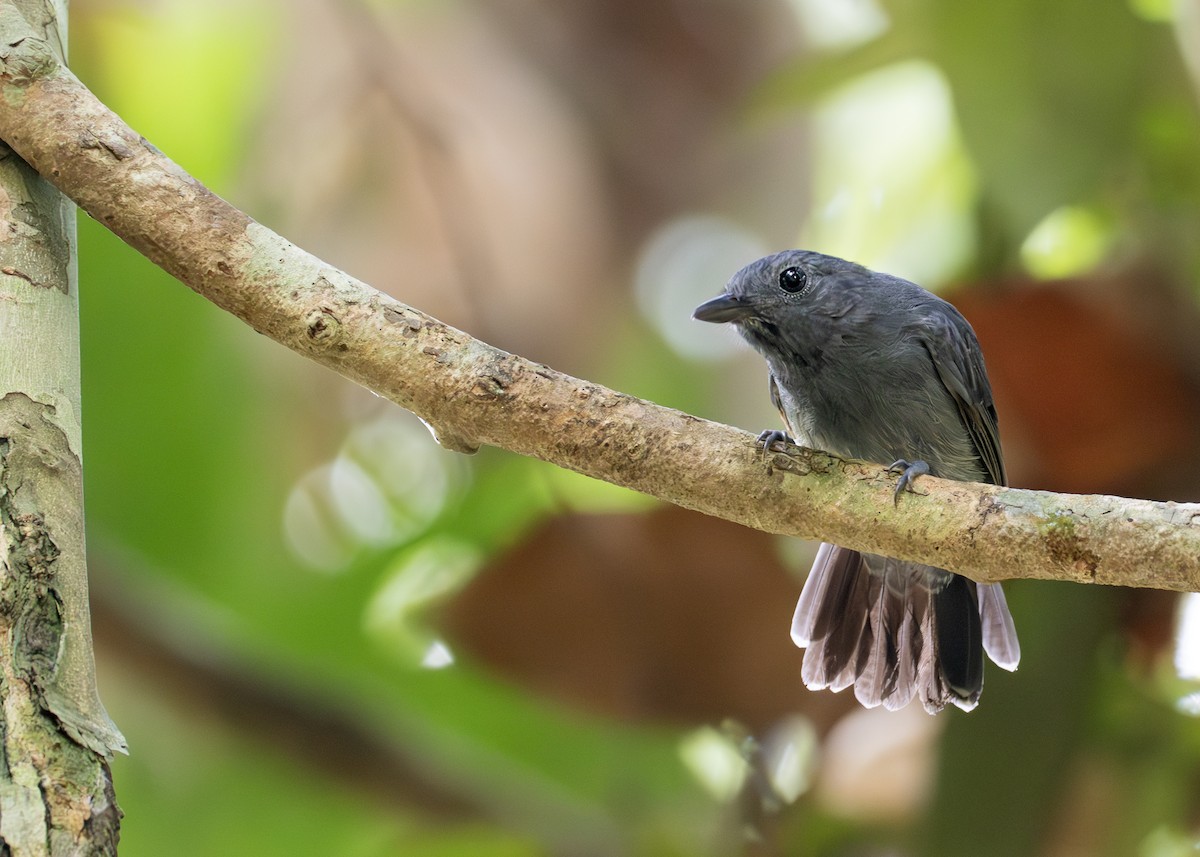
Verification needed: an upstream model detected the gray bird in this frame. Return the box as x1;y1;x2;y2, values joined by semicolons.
693;249;1020;713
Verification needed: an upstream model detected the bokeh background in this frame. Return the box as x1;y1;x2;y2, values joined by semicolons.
67;0;1200;854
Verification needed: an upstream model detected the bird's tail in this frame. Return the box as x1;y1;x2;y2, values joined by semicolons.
790;543;1020;713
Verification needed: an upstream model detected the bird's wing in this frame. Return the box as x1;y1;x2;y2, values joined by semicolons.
919;309;1007;486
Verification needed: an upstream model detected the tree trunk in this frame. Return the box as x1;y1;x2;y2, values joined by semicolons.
0;1;125;854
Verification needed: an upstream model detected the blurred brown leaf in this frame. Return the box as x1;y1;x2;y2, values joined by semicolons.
442;506;855;731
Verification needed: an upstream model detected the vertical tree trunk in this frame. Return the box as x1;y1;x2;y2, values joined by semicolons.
0;1;125;853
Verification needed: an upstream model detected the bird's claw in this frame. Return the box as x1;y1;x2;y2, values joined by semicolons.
888;459;930;507
757;429;793;455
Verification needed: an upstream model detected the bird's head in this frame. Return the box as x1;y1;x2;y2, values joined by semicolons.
693;250;869;356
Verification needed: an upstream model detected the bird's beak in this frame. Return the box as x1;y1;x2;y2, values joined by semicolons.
692;293;755;323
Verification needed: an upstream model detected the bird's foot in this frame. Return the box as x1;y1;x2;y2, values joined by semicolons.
757;429;793;455
887;459;930;507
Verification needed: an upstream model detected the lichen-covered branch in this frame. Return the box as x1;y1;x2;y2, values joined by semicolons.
0;3;1195;594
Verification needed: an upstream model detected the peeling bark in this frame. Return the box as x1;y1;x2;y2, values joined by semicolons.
0;396;123;856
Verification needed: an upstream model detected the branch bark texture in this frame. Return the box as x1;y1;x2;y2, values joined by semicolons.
0;5;1195;593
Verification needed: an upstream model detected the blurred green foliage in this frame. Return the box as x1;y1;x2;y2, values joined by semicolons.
80;194;717;851
760;0;1200;280
66;0;1200;855
74;4;719;855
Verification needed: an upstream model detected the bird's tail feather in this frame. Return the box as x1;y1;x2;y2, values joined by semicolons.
930;574;984;709
979;582;1021;671
791;543;1016;713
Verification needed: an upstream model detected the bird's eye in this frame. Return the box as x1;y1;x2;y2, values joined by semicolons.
778;267;807;293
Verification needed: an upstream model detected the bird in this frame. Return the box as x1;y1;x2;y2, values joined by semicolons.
693;249;1020;713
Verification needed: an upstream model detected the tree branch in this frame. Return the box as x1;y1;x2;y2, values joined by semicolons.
0;5;1195;593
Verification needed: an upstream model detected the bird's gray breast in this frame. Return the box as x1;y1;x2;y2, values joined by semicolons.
769;332;984;482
